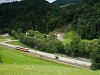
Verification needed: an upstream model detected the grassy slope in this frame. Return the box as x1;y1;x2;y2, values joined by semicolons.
0;45;64;66
0;36;15;42
63;31;98;45
0;45;100;75
63;31;77;44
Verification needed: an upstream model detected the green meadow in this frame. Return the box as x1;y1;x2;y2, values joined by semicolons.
0;46;100;75
0;36;15;42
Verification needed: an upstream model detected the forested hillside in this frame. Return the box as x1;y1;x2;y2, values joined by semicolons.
0;0;60;33
0;0;100;39
0;0;100;70
53;0;83;5
64;1;100;39
53;0;99;5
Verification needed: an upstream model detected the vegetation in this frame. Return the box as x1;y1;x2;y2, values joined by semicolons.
63;31;78;44
0;0;100;70
0;45;59;65
53;0;83;5
0;0;100;40
53;0;100;6
20;30;64;53
7;41;32;48
0;36;15;42
10;29;100;69
65;33;81;57
0;0;60;33
0;45;100;75
0;55;1;63
91;38;100;70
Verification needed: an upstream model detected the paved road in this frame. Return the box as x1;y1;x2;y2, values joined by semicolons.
0;42;91;68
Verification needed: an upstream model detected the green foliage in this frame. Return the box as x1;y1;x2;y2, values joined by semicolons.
0;0;60;33
20;30;64;53
64;32;97;58
55;1;100;39
91;45;100;70
11;30;23;39
72;2;100;39
65;34;81;57
79;41;93;58
11;30;18;39
55;40;64;53
91;38;100;70
0;55;1;63
68;34;81;57
53;0;83;6
0;0;100;40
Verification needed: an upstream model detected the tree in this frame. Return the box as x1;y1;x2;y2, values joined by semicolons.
91;45;100;70
55;40;64;53
69;34;81;57
91;39;100;70
65;43;72;55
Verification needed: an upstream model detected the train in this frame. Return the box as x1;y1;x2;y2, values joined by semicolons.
16;46;29;52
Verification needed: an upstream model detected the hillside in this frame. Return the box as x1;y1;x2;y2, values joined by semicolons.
53;0;84;5
0;0;100;39
0;45;100;75
0;0;100;74
53;0;100;5
0;0;60;33
54;1;100;39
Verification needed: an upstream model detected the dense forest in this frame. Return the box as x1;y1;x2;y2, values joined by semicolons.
65;1;100;39
53;0;83;5
53;0;100;5
0;0;100;39
0;0;60;33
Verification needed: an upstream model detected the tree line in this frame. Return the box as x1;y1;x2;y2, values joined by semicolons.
0;0;60;33
0;0;100;40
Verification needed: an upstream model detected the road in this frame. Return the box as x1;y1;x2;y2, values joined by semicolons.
0;42;91;68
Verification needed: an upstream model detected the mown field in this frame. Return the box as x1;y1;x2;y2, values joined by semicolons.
63;31;98;45
0;46;100;75
0;36;15;42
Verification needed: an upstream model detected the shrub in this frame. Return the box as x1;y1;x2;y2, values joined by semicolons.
69;34;81;57
11;30;23;39
55;41;64;53
91;44;100;70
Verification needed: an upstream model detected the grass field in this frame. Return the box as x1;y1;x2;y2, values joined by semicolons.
63;31;98;45
0;46;100;75
7;41;31;48
0;36;15;42
63;31;77;44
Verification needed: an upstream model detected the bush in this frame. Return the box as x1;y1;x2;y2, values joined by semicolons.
91;44;100;70
65;43;72;55
65;34;81;57
11;30;18;38
21;31;59;53
55;41;64;53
